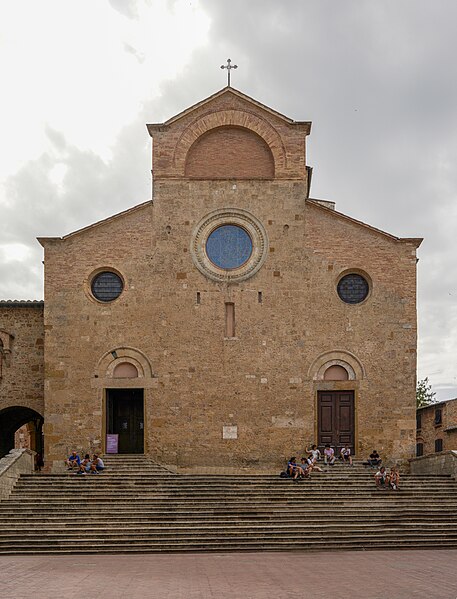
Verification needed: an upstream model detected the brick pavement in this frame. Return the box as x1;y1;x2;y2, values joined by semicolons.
0;550;456;599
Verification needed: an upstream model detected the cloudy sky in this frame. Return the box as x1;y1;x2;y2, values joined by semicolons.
0;0;456;400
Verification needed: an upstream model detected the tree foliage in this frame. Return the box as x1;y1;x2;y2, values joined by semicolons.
416;377;437;408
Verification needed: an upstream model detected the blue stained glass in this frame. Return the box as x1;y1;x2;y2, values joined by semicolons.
206;225;253;269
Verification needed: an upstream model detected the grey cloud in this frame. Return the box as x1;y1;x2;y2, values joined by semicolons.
197;0;457;398
123;43;146;64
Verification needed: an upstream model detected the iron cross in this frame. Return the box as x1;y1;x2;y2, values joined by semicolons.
220;58;237;86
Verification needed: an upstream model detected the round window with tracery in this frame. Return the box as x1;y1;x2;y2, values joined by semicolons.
337;273;369;304
91;271;124;302
206;225;253;270
191;208;268;283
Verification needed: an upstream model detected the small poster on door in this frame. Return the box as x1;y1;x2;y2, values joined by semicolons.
106;434;119;454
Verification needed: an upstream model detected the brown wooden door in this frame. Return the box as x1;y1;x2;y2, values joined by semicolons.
107;389;144;453
318;391;355;455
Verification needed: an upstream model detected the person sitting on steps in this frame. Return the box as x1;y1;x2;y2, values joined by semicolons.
368;450;382;468
389;465;400;490
306;455;324;473
287;457;300;480
306;444;321;462
65;451;81;471
340;445;353;466
89;454;105;474
76;454;92;475
323;444;336;466
299;457;312;479
374;466;389;489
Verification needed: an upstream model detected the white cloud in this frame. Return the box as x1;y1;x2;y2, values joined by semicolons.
0;0;209;175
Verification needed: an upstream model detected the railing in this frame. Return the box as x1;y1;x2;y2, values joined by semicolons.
409;450;457;479
0;448;35;500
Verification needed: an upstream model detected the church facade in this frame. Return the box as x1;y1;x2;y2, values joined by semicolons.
0;88;422;472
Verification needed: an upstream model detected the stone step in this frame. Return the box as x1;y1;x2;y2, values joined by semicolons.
1;520;456;532
3;456;457;555
6;497;457;506
11;482;456;490
9;489;456;503
1;508;456;518
16;475;451;481
1;532;457;551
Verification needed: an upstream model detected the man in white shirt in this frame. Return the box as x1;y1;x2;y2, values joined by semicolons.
340;445;353;466
323;444;336;466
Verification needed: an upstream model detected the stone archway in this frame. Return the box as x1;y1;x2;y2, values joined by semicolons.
0;406;44;458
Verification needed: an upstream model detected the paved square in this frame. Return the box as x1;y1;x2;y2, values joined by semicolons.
0;550;457;599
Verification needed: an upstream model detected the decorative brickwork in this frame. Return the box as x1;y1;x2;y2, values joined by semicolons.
185;126;274;179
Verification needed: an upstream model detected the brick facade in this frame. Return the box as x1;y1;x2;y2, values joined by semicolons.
1;88;422;472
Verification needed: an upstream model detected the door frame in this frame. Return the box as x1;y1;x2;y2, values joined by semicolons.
315;387;358;455
103;387;146;454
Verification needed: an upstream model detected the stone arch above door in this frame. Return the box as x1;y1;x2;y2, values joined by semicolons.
95;347;153;381
308;350;365;381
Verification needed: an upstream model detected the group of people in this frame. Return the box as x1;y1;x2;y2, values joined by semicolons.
286;445;400;490
286;443;352;481
65;451;105;474
375;465;400;490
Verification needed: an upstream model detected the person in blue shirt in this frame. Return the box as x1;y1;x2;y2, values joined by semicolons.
65;451;81;470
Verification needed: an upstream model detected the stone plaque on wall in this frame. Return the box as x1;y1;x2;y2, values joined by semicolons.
223;425;238;439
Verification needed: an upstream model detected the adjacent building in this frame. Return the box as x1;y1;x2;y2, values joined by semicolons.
416;398;457;457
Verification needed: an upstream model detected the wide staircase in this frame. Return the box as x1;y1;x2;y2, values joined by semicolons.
1;455;457;554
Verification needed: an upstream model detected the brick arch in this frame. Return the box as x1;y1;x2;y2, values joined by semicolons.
174;110;287;176
96;347;153;379
0;405;43;458
185;126;275;179
308;350;365;381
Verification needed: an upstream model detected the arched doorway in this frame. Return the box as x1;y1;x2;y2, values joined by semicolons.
0;406;44;458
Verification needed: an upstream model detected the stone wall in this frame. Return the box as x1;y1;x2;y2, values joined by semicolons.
0;448;35;500
410;450;457;479
0;304;45;456
0;303;44;416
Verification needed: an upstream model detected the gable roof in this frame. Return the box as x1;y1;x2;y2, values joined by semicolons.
37;200;153;245
306;199;423;247
147;86;311;132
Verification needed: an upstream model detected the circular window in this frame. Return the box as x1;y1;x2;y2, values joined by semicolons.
206;225;253;270
337;273;369;304
91;271;123;302
191;208;268;283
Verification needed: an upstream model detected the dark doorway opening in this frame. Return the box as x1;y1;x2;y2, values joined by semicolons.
317;390;355;455
106;389;144;453
0;406;44;459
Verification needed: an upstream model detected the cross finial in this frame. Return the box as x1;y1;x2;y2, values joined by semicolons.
220;58;237;87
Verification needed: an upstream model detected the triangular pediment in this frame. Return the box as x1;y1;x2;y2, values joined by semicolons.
147;87;311;132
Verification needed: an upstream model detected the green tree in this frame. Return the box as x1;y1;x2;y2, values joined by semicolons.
416;377;437;408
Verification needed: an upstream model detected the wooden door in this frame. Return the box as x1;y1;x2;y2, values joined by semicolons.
317;391;355;454
106;389;144;453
